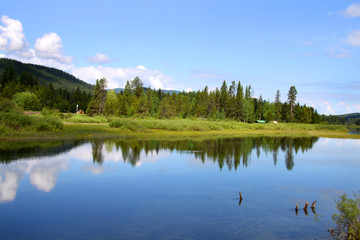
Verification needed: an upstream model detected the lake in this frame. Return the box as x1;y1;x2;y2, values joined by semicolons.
0;136;359;240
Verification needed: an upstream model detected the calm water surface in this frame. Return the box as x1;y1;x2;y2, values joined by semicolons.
0;137;359;240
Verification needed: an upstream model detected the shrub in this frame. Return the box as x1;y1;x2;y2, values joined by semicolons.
109;119;126;128
65;114;107;123
0;112;63;133
109;119;145;132
332;192;360;239
35;116;63;131
0;112;32;129
0;97;21;113
41;108;59;116
13;92;42;111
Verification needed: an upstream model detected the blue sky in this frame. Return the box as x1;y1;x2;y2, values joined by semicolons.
1;0;360;115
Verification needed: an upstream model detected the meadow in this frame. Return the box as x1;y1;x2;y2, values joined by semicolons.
0;113;357;140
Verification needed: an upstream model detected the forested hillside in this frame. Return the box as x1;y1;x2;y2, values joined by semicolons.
323;113;360;125
0;58;93;93
1;58;354;125
0;60;92;112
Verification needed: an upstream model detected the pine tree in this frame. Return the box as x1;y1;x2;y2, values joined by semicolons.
287;86;297;121
86;78;107;116
244;98;255;123
146;87;153;115
104;89;118;115
275;90;282;122
220;81;229;116
235;81;244;121
131;76;143;98
255;95;264;120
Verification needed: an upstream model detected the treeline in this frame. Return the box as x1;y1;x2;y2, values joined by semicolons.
0;66;91;112
88;77;321;123
321;114;360;125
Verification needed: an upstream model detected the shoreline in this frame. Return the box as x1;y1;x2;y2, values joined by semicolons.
1;121;359;141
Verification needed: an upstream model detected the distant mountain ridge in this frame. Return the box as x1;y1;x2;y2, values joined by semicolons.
335;113;360;120
0;58;93;93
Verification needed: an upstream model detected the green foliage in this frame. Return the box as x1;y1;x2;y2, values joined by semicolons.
109;119;146;132
104;89;118;115
65;114;107;123
131;76;144;98
13;92;42;111
220;81;229;116
33;116;64;131
86;78;107;116
0;63;92;113
0;112;63;136
0;112;33;129
0;97;21;112
332;192;360;239
244;98;255;123
288;86;297;121
0;61;323;125
235;81;244;121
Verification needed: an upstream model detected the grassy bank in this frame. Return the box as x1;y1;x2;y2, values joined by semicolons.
1;115;358;140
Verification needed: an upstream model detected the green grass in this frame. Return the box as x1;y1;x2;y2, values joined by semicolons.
64;114;108;123
108;117;349;132
1;116;357;140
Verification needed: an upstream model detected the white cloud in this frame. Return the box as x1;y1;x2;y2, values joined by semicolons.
343;4;360;18
72;65;174;89
346;30;360;46
86;53;110;64
0;16;175;89
326;46;351;58
0;16;73;71
34;33;72;64
136;65;146;70
0;15;26;52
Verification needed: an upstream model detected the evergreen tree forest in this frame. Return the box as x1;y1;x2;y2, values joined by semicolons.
0;66;91;112
89;77;322;123
0;62;334;124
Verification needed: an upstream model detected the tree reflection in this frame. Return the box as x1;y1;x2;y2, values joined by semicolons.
95;136;319;170
91;140;104;164
1;137;319;171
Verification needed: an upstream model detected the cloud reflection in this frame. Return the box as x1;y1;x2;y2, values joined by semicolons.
0;169;23;202
0;155;69;203
29;158;68;192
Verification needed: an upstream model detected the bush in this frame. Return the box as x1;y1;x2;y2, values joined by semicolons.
332;192;360;239
109;119;145;132
13;92;42;111
0;112;33;129
65;114;107;123
0;112;63;133
34;116;64;131
0;97;21;113
41;108;59;116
